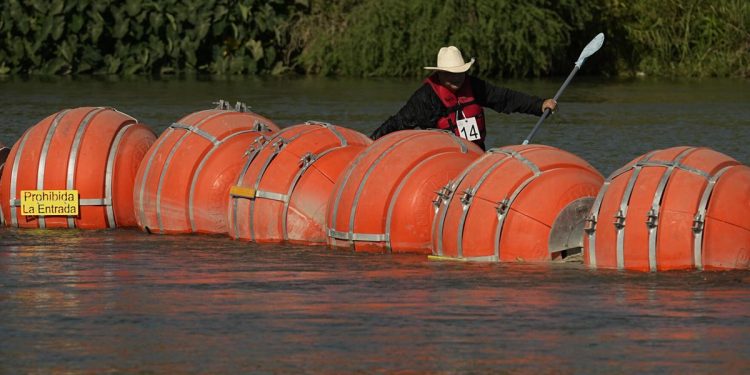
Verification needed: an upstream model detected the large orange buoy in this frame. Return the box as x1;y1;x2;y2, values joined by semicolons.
583;146;750;271
432;145;604;262
0;107;156;229
326;130;483;254
133;101;279;235
228;122;372;244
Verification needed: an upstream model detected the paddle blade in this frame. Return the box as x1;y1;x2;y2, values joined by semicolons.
575;33;605;68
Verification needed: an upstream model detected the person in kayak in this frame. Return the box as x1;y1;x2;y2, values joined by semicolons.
369;46;557;150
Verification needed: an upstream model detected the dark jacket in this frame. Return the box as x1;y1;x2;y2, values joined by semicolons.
370;74;544;148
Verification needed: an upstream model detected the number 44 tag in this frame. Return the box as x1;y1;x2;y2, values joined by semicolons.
456;117;481;141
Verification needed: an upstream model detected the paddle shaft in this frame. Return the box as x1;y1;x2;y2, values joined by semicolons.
522;65;580;145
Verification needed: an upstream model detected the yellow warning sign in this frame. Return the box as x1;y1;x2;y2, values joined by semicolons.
20;190;79;216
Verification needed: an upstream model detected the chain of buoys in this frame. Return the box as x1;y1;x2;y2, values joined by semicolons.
432;144;604;262
584;146;750;271
327;130;483;254
0;107;156;229
229;121;372;244
133;101;279;235
1;105;748;272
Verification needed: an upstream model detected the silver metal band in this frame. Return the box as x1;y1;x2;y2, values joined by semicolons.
346;133;419;248
188;130;256;232
66;108;107;228
646;148;696;271
246;136;287;241
231;135;270;239
585;151;657;267
432;152;490;256
103;122;136;228
492;149;542;260
692;165;734;270
455;155;513;258
37;109;74;228
327;144;376;247
327;228;389;242
170;122;220;146
155;111;226;233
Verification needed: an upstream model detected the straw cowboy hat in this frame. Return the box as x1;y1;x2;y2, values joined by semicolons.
424;46;475;73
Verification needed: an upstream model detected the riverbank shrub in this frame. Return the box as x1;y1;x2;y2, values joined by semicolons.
0;0;308;75
0;0;747;78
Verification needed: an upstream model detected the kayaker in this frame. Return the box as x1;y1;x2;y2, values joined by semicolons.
369;46;558;150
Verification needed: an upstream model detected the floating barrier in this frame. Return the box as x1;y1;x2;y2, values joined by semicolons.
229;122;372;244
327;130;483;254
584;146;750;271
0;107;156;229
432;145;604;262
134;102;279;235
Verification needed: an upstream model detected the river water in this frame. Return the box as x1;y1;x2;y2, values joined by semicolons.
1;76;749;373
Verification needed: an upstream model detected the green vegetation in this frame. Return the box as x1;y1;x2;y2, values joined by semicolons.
1;0;747;78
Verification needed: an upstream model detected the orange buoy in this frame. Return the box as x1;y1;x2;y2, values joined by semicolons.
432;145;604;262
326;130;483;254
228;122;372;244
133;101;279;235
0;107;156;229
583;146;749;271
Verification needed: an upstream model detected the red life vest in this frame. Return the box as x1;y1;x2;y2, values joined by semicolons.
425;74;486;148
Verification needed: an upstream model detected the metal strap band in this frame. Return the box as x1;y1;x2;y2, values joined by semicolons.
456;156;512;258
170;122;220;145
635;160;711;179
432;153;489;256
489;147;542;174
328;138;376;246
66;108;107;228
11;124;45;226
282;146;342;241
37;109;73;228
103;122;136;228
138;127;173;230
255;190;289;202
157;111;226;233
246;136;287;241
231;135;270;239
385;152;449;252
693;165;734;270
647;148;696;271
188;130;257;232
615;166;646;270
586;151;658;268
493;159;542;261
429;128;468;153
327;228;389;242
346;132;424;248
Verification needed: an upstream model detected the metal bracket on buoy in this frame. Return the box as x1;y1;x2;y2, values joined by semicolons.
271;138;287;152
460;188;474;207
213;100;231;110
692;214;705;233
433;185;452;208
583;213;597;234
496;198;510;217
235;101;250;112
298;152;317;169
645;209;658;228
613;210;626;229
